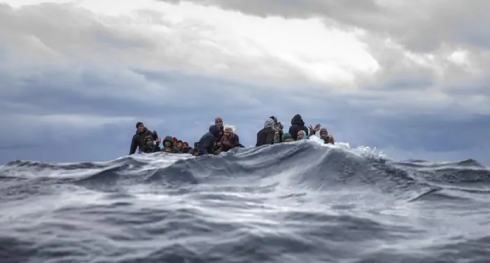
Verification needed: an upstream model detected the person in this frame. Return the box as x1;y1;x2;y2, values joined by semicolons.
297;130;308;140
162;136;180;153
281;132;295;142
129;122;157;155
181;142;192;153
319;128;335;144
198;125;221;155
256;118;276;146
269;116;283;143
140;136;161;153
216;127;239;154
192;142;200;156
214;117;224;141
177;140;183;151
288;114;309;141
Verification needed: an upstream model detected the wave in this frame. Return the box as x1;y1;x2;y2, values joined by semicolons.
1;139;489;262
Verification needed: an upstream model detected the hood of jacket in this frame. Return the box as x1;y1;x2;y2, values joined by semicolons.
291;114;305;126
281;132;292;141
209;125;221;137
163;136;174;147
264;118;275;129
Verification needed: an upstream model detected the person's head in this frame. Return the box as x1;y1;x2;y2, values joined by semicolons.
264;118;274;129
183;142;189;147
177;140;183;148
209;125;221;137
281;132;294;142
319;128;328;139
163;136;173;147
136;122;144;133
193;142;199;148
270;116;277;123
215;117;223;127
145;136;154;146
297;130;306;140
223;127;233;137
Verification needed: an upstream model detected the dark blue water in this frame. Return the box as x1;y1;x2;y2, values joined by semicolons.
1;138;489;263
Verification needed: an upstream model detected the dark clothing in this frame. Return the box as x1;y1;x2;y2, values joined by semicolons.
162;136;180;153
256;118;276;146
129;128;154;155
288;114;309;141
181;147;191;154
218;134;239;152
256;128;275;146
198;125;221;155
140;144;161;153
216;126;224;142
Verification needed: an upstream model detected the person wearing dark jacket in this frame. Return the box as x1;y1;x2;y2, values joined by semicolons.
256;118;276;146
129;122;155;154
214;117;225;141
288;114;309;141
162;136;180;153
198;125;221;155
140;136;161;153
216;127;239;154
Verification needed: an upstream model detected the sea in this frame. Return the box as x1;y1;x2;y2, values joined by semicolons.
1;137;489;263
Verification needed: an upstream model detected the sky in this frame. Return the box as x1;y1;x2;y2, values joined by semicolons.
0;0;489;165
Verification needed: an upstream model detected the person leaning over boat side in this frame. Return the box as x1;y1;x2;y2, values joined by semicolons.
129;122;157;155
256;117;276;146
198;125;221;155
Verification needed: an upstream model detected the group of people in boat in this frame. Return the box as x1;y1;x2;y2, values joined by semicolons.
129;114;335;156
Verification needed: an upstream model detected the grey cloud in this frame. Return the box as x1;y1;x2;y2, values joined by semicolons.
1;1;489;165
158;0;490;52
2;68;489;165
0;2;325;89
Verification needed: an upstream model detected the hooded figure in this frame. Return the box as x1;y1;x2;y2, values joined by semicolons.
281;132;294;142
162;136;180;153
288;114;309;141
297;130;308;140
256;118;276;146
198;125;221;155
129;122;155;155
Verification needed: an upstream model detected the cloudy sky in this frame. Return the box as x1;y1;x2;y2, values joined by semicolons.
0;0;489;165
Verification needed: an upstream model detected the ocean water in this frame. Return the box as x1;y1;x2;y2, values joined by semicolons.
1;138;489;263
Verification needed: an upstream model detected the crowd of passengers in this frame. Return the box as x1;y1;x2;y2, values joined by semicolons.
129;114;335;156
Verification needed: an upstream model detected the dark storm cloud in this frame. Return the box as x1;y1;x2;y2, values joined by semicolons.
1;67;489;165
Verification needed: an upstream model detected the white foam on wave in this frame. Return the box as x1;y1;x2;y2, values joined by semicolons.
308;135;388;160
